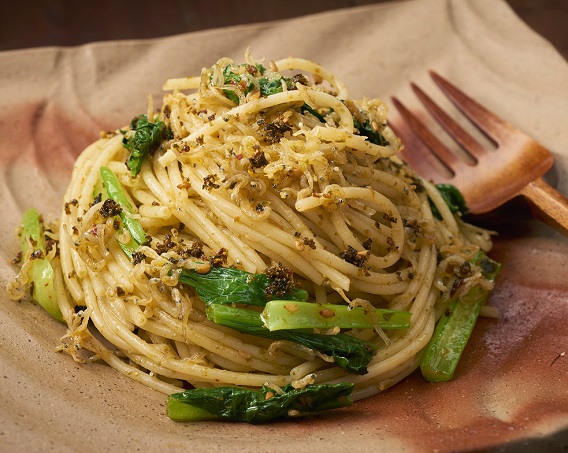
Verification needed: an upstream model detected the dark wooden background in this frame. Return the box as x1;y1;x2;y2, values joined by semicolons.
0;0;566;60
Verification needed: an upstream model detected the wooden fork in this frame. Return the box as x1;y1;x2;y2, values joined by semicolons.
391;71;568;237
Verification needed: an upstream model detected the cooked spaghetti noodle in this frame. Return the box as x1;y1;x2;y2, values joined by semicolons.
9;53;494;403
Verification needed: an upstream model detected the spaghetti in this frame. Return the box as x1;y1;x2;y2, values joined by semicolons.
9;53;495;407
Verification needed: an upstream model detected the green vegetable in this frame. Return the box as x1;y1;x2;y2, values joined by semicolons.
28;259;62;322
19;208;63;322
167;382;354;423
206;304;375;374
99;166;147;256
254;63;267;75
420;253;500;382
206;304;267;334
122;114;169;176
258;76;287;97
300;104;327;122
221;65;253;103
262;300;411;331
353;117;389;146
20;208;47;253
220;64;292;104
178;266;308;307
430;184;468;219
182;266;376;374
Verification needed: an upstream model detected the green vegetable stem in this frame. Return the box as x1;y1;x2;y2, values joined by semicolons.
167;382;354;423
262;300;411;331
99;166;147;257
420;252;500;382
19;208;63;322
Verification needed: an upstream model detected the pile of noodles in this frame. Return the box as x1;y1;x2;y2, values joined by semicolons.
9;53;494;401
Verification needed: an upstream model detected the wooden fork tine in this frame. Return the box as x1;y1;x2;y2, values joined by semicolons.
391;96;462;175
429;71;516;145
389;122;447;182
410;82;485;160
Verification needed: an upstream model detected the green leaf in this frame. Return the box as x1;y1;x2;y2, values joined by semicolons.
258;77;286;97
300;104;327;122
178;267;308;306
255;63;267;75
353;117;390;146
221;65;257;104
430;184;468;219
167;382;354;423
122;114;169;176
278;329;375;374
219;64;293;104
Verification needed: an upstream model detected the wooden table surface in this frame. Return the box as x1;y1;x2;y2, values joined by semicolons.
0;0;566;60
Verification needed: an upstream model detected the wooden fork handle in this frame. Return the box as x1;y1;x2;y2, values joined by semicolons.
520;177;568;238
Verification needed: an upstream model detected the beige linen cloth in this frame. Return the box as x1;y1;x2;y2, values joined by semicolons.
0;1;567;452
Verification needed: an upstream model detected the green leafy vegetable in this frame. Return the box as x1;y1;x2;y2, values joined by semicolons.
217;65;331;127
181;266;376;374
258;76;287;97
99;166;147;257
353;117;390;146
206;304;375;374
178;266;308;306
300;104;327;122
221;65;253;103
220;64;293;104
167;382;354;423
19;208;63;322
420;252;500;382
254;63;267;75
262;300;411;331
122;114;169;176
430;184;468;220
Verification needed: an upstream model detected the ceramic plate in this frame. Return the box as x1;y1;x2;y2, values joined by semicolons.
1;1;567;451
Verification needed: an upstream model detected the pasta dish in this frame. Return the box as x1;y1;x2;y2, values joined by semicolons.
8;53;499;422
